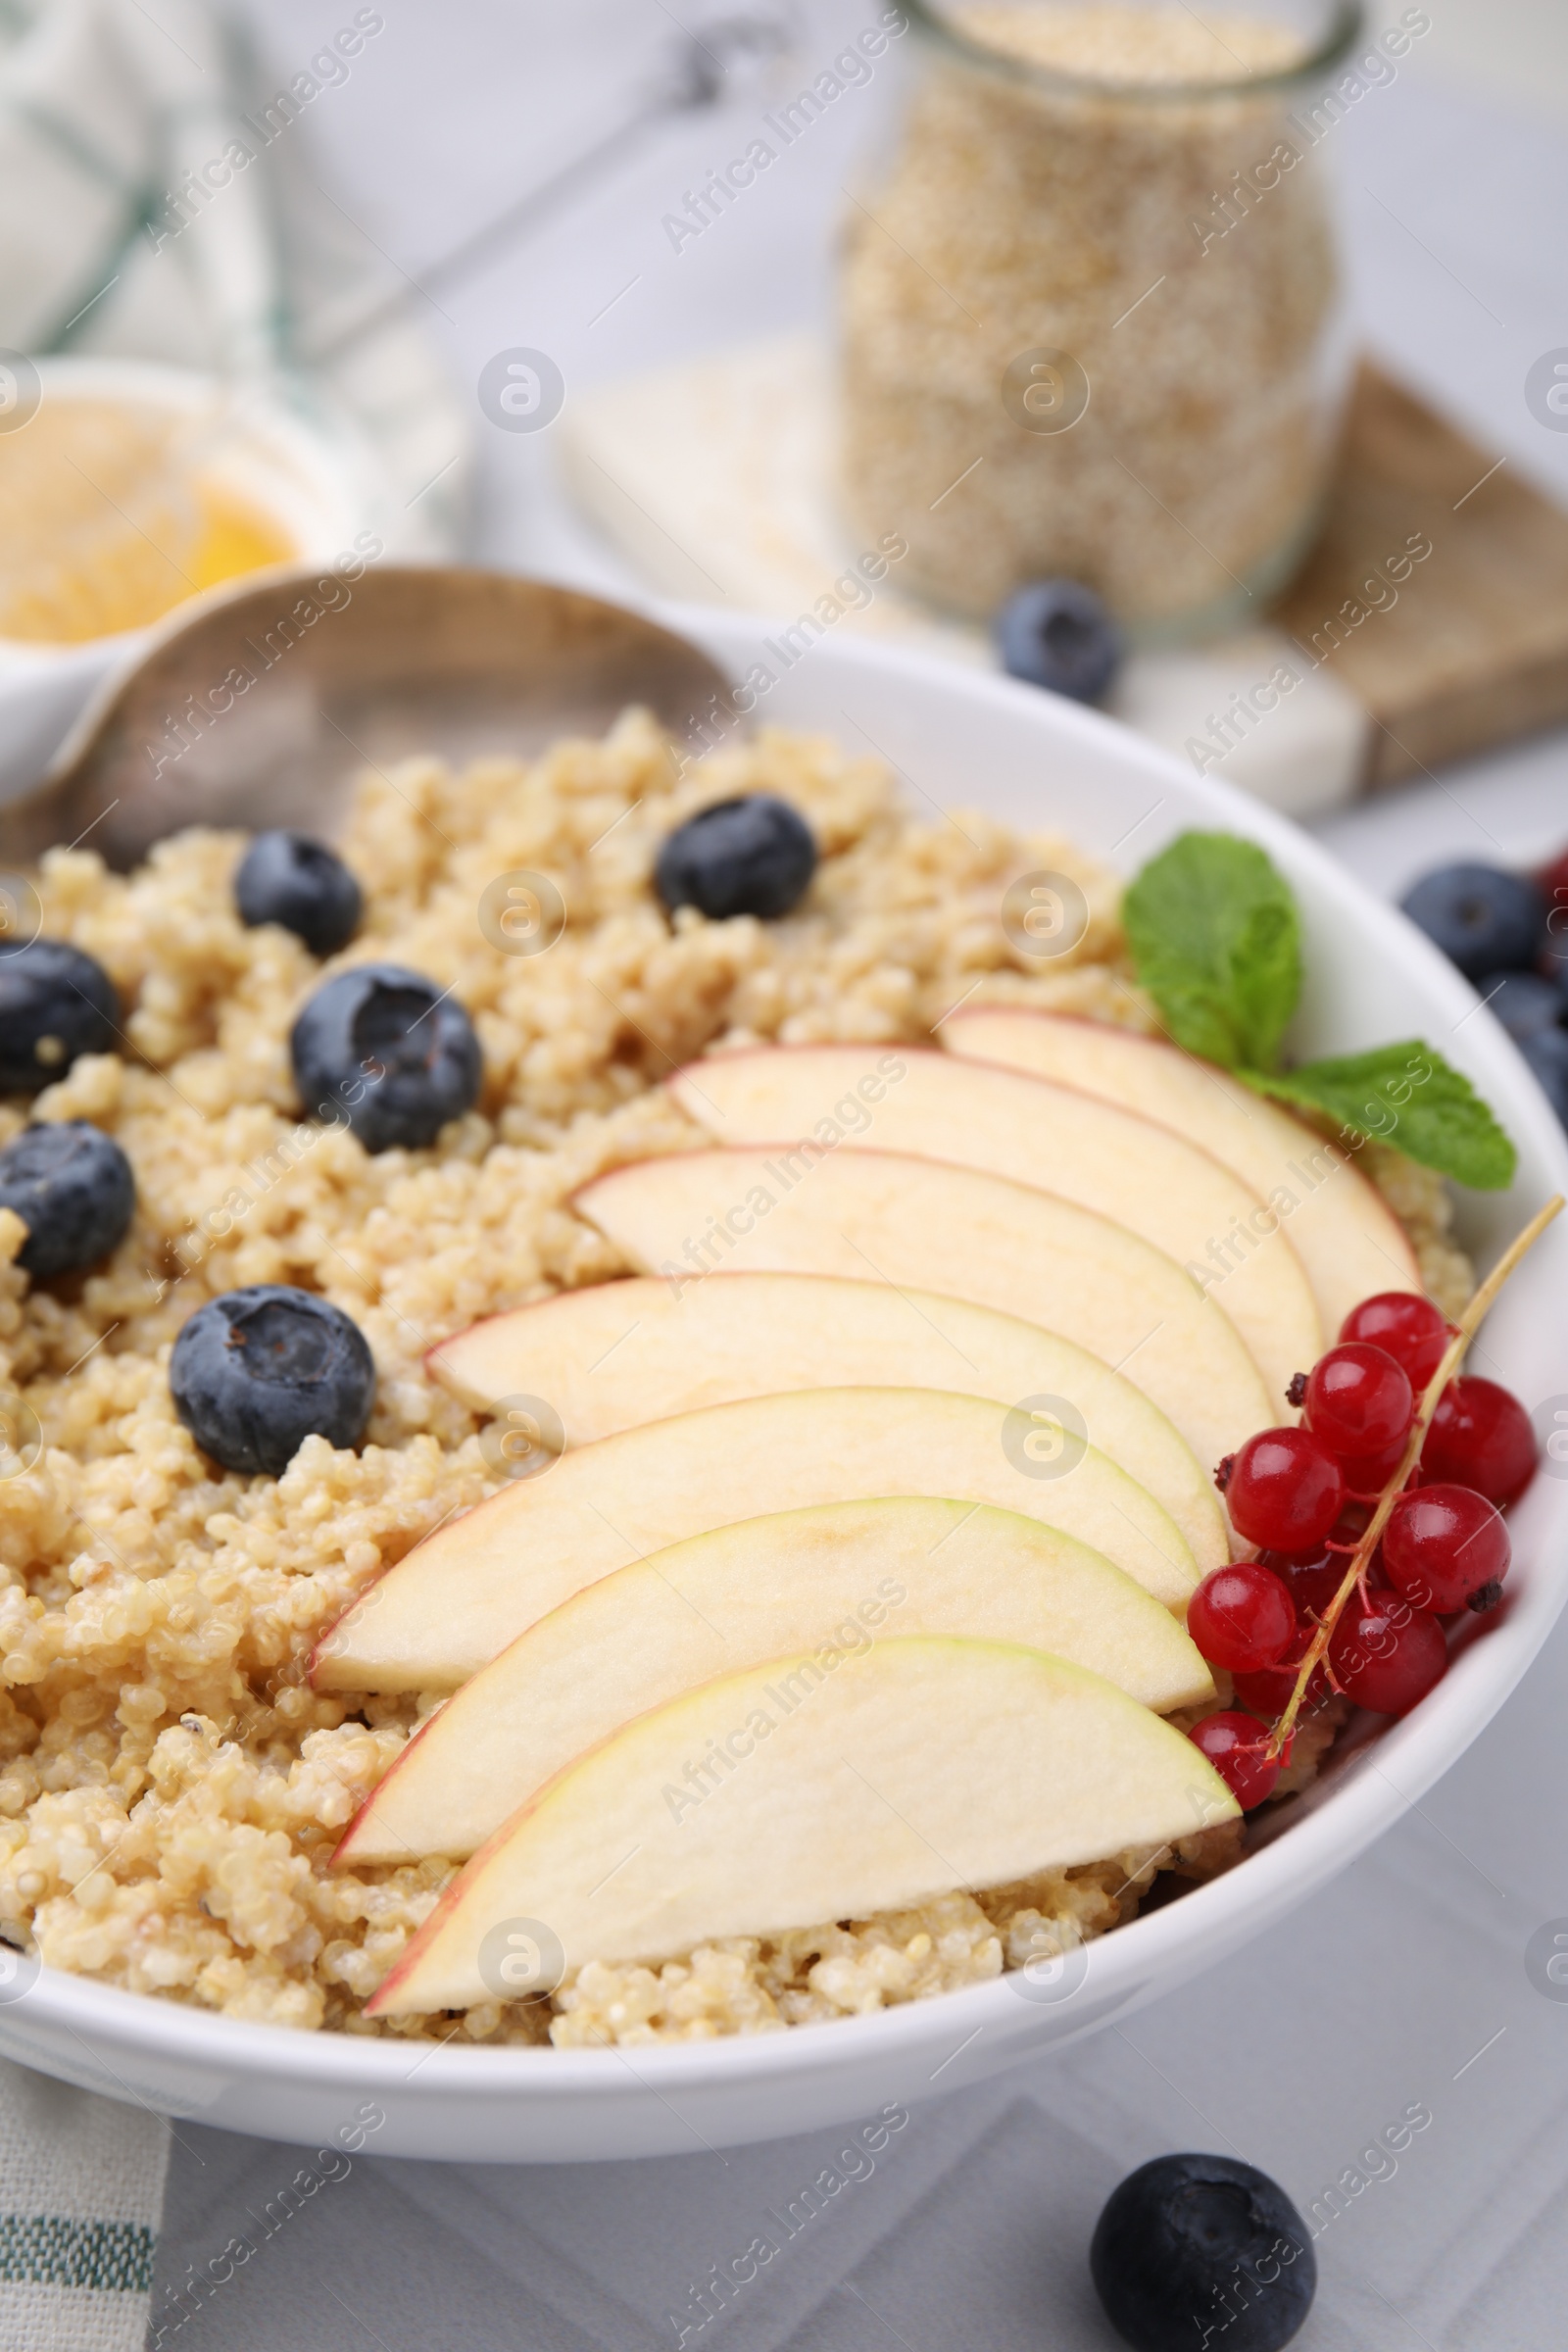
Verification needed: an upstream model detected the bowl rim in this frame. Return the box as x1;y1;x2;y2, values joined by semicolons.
7;598;1568;2110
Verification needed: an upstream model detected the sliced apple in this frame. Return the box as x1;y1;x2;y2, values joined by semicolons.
668;1044;1320;1398
426;1271;1227;1577
337;1496;1216;1865
311;1387;1199;1693
576;1148;1274;1475
366;1635;1239;2015
942;1006;1420;1330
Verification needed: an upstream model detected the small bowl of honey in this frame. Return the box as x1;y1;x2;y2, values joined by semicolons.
0;356;371;797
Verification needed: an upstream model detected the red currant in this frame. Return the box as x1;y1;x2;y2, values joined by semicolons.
1422;1378;1537;1506
1186;1562;1295;1673
1221;1427;1345;1550
1233;1623;1332;1722
1188;1711;1282;1808
1334;1434;1413;1494
1257;1543;1345;1619
1536;847;1568;941
1338;1293;1451;1390
1331;1498;1375;1548
1383;1482;1510;1613
1328;1594;1447;1715
1304;1342;1414;1458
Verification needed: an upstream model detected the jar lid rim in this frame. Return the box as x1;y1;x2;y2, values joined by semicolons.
902;1;1367;104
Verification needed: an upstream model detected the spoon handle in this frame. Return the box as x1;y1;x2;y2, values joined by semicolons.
302;11;801;367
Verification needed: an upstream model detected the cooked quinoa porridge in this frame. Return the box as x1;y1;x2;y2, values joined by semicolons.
0;712;1469;2045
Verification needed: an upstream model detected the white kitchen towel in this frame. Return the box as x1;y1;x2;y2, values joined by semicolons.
0;0;469;553
0;2056;164;2352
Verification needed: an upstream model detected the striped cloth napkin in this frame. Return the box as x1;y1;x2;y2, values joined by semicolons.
0;2;468;2341
0;2059;162;2352
0;0;469;554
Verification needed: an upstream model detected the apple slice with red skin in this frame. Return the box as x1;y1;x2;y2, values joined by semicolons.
665;1043;1321;1398
336;1495;1216;1865
940;1005;1419;1331
310;1386;1199;1693
365;1636;1239;2018
424;1269;1226;1576
574;1146;1274;1475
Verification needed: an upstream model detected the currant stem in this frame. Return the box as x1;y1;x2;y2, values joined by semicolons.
1267;1193;1565;1758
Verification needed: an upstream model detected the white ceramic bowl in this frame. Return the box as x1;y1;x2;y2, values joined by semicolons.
1;606;1564;2162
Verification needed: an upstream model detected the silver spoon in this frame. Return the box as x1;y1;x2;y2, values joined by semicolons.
1;564;735;869
302;12;801;367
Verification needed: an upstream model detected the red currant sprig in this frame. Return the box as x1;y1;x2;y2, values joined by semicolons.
1258;1200;1561;1756
1191;1219;1557;1781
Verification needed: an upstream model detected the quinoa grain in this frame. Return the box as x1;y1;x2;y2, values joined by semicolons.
839;3;1343;624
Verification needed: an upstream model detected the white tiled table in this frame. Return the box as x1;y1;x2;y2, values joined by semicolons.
142;5;1568;2343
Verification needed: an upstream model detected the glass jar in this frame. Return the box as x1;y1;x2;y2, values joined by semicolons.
839;1;1365;637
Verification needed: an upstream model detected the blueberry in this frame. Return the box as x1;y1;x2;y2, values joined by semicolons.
994;578;1123;704
1400;862;1545;980
0;1122;135;1280
170;1285;375;1475
1538;853;1568;972
1090;2154;1315;2352
1476;969;1562;1042
290;963;482;1153
234;831;362;958
1521;1027;1568;1129
0;939;120;1095
654;796;816;921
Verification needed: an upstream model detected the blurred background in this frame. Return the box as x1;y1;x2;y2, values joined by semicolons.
6;0;1568;862
203;0;1568;553
227;0;1568;577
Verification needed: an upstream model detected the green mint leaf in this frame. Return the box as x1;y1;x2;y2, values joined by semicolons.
1243;1042;1517;1191
1123;832;1301;1072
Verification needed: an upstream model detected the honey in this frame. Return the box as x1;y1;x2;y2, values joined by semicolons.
0;396;297;644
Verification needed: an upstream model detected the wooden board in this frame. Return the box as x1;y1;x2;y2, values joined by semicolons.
561;337;1568;808
1272;364;1568;791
